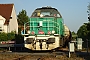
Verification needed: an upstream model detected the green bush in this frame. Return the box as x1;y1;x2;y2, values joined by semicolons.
15;34;24;44
0;32;8;41
0;32;24;44
0;32;15;41
7;31;15;40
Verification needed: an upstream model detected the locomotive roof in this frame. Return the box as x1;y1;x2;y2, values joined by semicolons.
35;7;59;13
36;7;57;10
31;7;62;17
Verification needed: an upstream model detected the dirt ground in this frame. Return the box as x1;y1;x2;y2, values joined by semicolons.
0;48;90;60
0;53;89;60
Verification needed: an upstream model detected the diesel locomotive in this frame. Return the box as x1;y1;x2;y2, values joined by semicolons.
22;6;72;50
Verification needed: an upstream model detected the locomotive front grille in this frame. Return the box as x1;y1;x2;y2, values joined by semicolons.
46;38;55;44
26;38;34;44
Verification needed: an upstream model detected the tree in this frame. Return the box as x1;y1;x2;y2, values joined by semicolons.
79;3;90;40
71;31;77;40
86;3;90;40
17;9;29;26
87;3;90;21
77;3;90;48
72;31;76;35
78;23;90;47
17;9;29;34
77;24;88;39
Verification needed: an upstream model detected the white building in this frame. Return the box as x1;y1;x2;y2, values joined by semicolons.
0;4;18;33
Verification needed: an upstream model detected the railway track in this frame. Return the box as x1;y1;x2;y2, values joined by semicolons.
0;49;88;60
0;50;68;60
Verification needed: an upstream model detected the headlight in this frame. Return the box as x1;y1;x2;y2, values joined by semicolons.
52;30;55;34
27;30;30;34
40;14;43;17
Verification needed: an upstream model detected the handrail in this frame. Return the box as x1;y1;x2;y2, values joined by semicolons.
24;19;61;34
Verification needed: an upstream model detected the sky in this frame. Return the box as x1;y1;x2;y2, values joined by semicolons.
0;0;90;32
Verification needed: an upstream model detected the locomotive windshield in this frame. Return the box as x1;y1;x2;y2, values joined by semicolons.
31;7;62;17
41;12;50;16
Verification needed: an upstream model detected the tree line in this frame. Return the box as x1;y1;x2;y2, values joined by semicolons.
77;3;90;40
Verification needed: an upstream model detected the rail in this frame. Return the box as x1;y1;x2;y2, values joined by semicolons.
0;44;24;47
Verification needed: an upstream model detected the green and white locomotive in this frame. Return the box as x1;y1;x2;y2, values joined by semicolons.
22;6;71;50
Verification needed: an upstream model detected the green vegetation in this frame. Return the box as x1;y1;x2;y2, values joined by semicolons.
77;3;90;40
17;9;29;34
17;9;29;26
7;31;15;40
72;31;77;40
77;3;90;48
0;32;15;41
77;24;89;39
0;32;8;41
87;3;90;21
0;32;24;44
15;34;24;44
